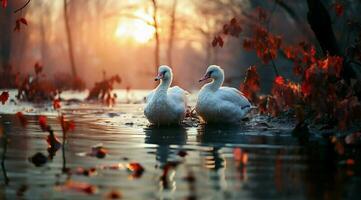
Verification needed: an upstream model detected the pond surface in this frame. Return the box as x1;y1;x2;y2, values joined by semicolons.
0;90;360;199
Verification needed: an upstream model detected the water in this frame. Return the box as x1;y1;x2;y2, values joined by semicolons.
0;90;360;199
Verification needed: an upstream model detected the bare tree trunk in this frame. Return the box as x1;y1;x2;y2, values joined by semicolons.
306;0;355;82
0;1;13;67
167;0;177;67
151;0;160;72
40;8;47;65
63;0;78;78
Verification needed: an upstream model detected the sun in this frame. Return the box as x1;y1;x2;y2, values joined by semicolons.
115;17;155;44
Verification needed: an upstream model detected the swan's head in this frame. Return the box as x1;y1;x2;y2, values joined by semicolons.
155;65;172;81
199;65;224;82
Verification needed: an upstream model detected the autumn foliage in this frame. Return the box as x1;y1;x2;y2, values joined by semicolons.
214;6;361;130
16;62;57;101
87;74;121;105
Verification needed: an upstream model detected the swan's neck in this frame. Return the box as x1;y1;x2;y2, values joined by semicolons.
156;78;171;94
206;76;223;91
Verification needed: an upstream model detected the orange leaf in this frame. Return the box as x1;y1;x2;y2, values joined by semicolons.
127;162;145;178
274;76;285;85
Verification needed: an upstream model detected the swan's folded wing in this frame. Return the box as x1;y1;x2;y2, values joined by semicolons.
145;89;155;103
168;86;189;104
218;87;251;108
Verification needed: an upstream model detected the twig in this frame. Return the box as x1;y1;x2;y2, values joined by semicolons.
266;1;280;76
14;0;31;13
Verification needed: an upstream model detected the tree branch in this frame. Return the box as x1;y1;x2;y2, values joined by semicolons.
14;0;31;13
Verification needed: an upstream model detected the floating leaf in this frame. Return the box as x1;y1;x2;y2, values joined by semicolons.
90;145;107;158
75;167;97;176
127;162;145;178
106;190;122;199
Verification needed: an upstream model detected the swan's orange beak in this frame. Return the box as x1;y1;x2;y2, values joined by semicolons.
155;73;164;81
199;73;211;82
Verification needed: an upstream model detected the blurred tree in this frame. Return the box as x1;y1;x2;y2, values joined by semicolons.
151;0;160;73
63;0;78;79
0;0;13;68
167;0;177;67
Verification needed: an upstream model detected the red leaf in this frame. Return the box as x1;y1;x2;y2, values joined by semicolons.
20;18;28;25
53;99;61;109
240;65;260;103
16;112;28;127
14;18;27;32
38;116;49;131
0;91;9;104
1;0;7;8
274;76;285;85
301;82;311;97
283;46;295;59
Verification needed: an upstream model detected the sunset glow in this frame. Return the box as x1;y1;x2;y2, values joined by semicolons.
115;18;155;43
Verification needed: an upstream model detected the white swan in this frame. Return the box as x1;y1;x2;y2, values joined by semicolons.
144;65;188;125
196;65;251;124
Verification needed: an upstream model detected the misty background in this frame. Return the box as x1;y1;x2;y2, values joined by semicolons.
1;0;356;92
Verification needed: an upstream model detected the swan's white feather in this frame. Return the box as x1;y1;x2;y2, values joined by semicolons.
196;66;252;124
144;66;188;125
218;87;250;108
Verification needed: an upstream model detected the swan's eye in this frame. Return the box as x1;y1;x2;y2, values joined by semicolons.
208;70;213;75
